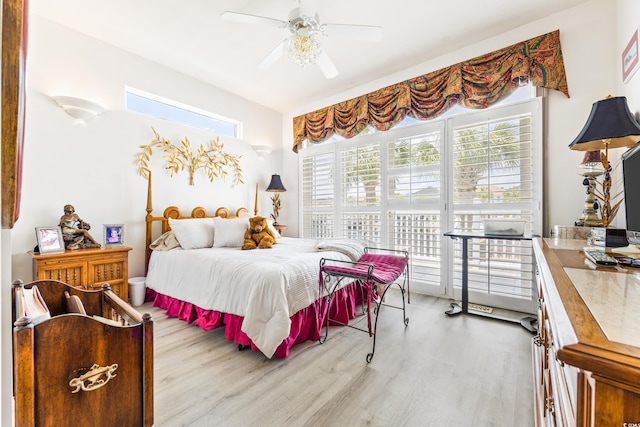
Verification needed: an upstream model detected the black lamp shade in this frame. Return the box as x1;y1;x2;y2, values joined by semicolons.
569;96;640;151
266;174;286;192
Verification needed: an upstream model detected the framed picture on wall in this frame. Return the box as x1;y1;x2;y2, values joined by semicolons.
35;226;65;254
622;28;639;84
103;224;124;246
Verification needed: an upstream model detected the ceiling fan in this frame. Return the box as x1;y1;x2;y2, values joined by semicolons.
222;0;382;79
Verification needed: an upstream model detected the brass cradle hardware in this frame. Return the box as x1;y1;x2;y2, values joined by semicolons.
69;363;118;393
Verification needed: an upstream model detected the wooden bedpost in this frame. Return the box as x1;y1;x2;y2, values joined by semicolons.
254;182;259;216
145;171;153;274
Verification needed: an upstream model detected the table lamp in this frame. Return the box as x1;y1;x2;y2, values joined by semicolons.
569;96;640;227
575;151;604;227
266;174;286;225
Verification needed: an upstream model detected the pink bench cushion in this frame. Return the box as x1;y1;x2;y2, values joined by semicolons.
322;253;406;284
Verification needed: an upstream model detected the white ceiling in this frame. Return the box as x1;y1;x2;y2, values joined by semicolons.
31;0;590;113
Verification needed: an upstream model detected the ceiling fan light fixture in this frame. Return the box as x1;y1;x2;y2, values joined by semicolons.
285;33;321;67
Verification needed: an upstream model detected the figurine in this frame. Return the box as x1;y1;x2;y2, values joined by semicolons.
58;204;101;250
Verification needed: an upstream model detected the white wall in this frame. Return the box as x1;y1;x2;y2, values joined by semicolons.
281;0;618;236
10;16;283;283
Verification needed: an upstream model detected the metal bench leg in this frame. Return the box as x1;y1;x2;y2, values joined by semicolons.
366;279;410;363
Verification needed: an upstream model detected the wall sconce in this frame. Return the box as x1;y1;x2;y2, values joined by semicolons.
251;144;273;159
266;174;286;226
52;96;104;123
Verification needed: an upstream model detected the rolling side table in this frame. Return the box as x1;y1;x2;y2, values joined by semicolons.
443;231;537;333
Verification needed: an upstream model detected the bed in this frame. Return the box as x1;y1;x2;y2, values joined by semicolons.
143;177;365;359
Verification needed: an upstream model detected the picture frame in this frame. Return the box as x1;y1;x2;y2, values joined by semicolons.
35;226;65;254
622;28;639;84
103;224;124;246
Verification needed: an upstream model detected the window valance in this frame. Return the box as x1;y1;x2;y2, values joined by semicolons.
293;29;569;152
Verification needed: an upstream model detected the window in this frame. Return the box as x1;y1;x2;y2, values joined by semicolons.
387;123;445;291
301;150;335;239
448;100;541;312
300;92;542;312
125;87;242;138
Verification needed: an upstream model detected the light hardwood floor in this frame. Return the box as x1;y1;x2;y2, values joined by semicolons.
149;292;534;427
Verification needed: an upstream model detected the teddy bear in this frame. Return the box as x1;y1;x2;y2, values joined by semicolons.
241;216;278;250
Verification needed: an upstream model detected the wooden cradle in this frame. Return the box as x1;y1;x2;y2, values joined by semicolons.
12;279;153;427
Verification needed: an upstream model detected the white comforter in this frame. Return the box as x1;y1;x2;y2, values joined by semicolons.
146;237;365;358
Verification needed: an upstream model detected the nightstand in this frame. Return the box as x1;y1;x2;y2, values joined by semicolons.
29;246;132;301
274;225;288;236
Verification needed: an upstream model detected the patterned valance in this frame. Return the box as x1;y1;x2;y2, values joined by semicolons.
293;30;569;152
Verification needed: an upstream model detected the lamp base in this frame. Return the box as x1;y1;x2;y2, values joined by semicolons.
575;215;603;227
576;170;603;227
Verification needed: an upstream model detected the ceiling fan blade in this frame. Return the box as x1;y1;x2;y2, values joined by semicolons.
258;39;286;69
221;11;288;29
316;50;338;79
299;0;319;19
321;23;383;42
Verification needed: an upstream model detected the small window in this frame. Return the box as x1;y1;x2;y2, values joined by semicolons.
125;87;242;138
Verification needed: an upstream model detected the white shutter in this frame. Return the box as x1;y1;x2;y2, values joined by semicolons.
339;142;382;208
338;140;383;242
386;125;444;289
449;99;542;309
300;149;335;239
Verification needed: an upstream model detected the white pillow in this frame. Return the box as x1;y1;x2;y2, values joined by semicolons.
168;218;215;249
267;219;280;241
213;216;249;248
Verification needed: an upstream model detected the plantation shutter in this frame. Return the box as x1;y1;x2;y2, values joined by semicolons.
448;99;541;310
338;140;383;242
386;124;445;289
301;149;335;239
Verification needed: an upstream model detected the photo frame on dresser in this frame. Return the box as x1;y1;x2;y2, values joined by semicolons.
35;226;65;254
103;224;124;246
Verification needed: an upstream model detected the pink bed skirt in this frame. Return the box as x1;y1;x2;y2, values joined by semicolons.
146;282;361;358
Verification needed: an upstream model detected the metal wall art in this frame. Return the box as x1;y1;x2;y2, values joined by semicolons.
136;128;243;186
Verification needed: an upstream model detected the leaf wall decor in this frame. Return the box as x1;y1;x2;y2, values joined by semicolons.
135;128;243;186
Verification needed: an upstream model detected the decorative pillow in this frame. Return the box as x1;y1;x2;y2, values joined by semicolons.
267;219;280;241
149;230;181;251
168;218;215;249
213;216;249;248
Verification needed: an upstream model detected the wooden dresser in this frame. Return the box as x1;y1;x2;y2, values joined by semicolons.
533;238;640;426
29;246;132;301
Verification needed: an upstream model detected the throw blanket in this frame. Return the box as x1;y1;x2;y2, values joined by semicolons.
315;239;370;262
